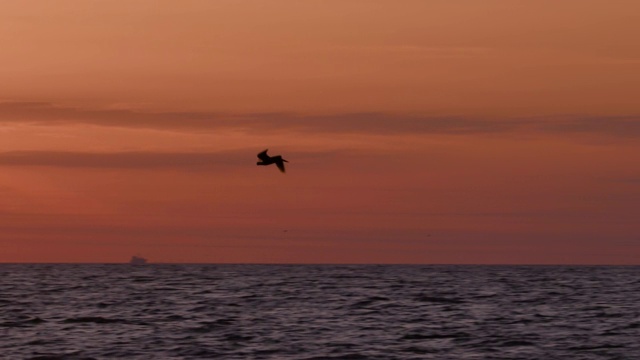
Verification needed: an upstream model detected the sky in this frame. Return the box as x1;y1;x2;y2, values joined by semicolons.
1;0;639;264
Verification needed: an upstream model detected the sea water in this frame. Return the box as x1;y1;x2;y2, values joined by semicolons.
1;264;639;359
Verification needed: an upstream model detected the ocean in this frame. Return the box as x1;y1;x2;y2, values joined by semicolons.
1;264;639;359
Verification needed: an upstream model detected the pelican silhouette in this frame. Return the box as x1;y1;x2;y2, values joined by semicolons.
257;149;288;173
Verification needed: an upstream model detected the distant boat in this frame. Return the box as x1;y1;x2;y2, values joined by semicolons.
129;255;147;265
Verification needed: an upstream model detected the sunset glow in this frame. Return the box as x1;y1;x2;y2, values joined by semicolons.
1;1;639;263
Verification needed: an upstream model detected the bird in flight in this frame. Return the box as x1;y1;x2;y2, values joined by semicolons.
256;149;288;173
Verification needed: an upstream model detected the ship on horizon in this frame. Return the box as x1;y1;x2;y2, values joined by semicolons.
129;255;148;265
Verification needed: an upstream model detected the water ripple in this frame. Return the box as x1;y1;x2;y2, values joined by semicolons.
1;264;639;359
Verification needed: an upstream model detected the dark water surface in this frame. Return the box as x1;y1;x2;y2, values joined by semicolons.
1;265;639;359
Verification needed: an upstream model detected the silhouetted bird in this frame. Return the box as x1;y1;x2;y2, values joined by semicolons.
257;149;288;173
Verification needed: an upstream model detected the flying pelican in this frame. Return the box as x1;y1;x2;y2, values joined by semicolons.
256;149;288;173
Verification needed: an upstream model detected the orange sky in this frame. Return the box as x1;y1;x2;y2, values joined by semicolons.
1;1;639;264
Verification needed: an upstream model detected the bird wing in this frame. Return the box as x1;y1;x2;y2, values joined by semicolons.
257;149;270;162
275;158;286;173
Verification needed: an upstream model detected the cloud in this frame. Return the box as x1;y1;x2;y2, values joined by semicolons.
1;101;639;138
534;116;640;138
611;177;640;184
0;150;246;170
0;101;509;134
0;148;342;170
0;101;223;131
329;45;492;58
